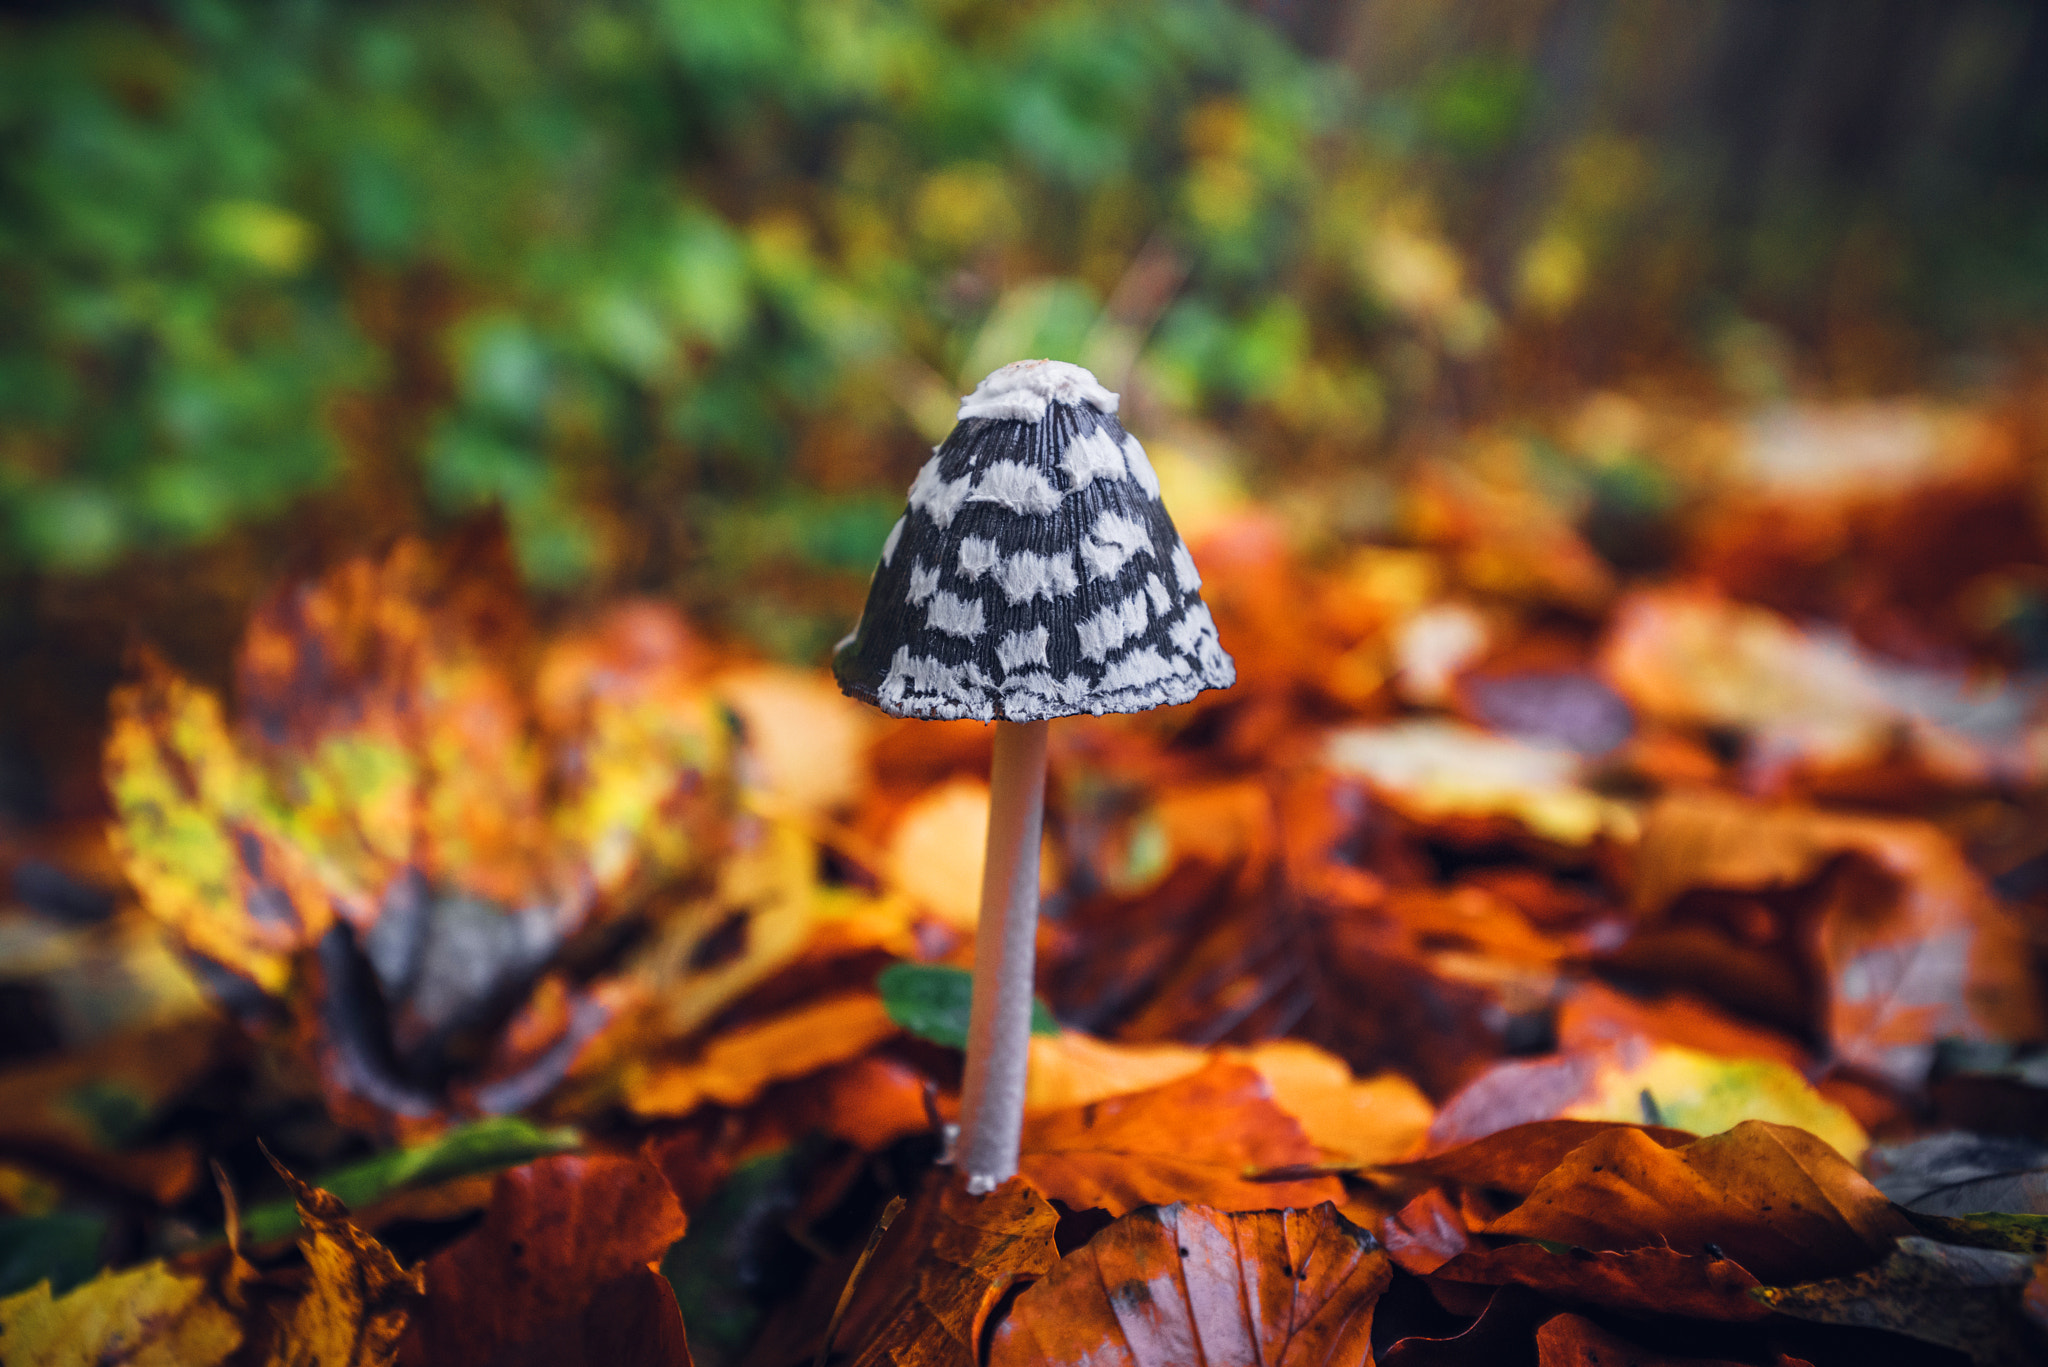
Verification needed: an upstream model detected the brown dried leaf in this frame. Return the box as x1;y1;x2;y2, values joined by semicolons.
263;1152;426;1367
1488;1121;1913;1284
399;1154;688;1367
1630;791;2044;1085
833;1173;1058;1367
1392;1120;1693;1198
989;1201;1391;1367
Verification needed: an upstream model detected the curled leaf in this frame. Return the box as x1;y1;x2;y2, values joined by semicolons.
1487;1121;1912;1284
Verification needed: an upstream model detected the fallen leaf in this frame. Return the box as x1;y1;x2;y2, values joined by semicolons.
1755;1236;2045;1367
626;992;900;1117
622;821;918;1048
1233;1040;1435;1168
104;657;327;992
262;1152;426;1367
1422;1058;1701;1157
0;1017;223;1204
1604;585;2048;783
1381;1188;1470;1275
539;600;731;898
989;1201;1392;1367
0;1261;240;1366
1024;1033;1434;1168
1489;1121;1913;1284
1324;720;1637;847
1019;1060;1344;1216
1533;1312;1783;1367
1394;1120;1694;1197
1630;791;2044;1086
238;1117;582;1244
880;963;1057;1051
1556;983;1810;1072
1435;1243;1767;1322
1024;1031;1214;1114
399;1154;688;1367
1436;1039;1867;1161
832;1173;1057;1367
885;779;995;931
714;665;872;816
1865;1133;2048;1216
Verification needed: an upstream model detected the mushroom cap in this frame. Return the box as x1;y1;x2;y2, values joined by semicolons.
833;360;1236;722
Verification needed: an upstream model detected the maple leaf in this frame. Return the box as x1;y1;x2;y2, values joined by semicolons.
988;1201;1392;1367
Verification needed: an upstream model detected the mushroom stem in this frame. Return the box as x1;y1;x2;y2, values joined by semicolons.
957;717;1050;1193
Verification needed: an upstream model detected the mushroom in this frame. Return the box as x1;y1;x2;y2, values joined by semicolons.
834;359;1235;1192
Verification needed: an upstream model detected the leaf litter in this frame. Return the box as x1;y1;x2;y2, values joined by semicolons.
5;402;2048;1365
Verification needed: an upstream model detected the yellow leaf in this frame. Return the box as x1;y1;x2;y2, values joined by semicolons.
0;1263;240;1367
1235;1040;1436;1168
627;822;919;1046
263;1156;424;1367
626;992;900;1117
885;780;992;931
105;659;325;992
1562;1040;1868;1162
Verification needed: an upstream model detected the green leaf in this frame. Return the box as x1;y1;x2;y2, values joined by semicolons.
876;962;1057;1051
0;1214;106;1298
239;1117;581;1243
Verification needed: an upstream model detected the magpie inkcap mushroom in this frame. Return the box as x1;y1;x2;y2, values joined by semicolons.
833;358;1235;1193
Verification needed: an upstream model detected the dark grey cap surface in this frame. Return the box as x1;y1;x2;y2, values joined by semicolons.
833;361;1235;722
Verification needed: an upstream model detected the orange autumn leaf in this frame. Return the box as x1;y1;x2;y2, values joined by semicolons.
399;1154;688;1367
1487;1120;1913;1284
1381;1188;1471;1276
1024;1034;1434;1169
989;1202;1392;1367
832;1174;1058;1367
1018;1060;1344;1216
624;992;900;1117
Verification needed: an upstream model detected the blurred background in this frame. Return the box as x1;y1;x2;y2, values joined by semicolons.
5;0;2048;823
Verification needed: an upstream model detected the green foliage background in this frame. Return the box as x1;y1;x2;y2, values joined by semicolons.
3;0;2042;594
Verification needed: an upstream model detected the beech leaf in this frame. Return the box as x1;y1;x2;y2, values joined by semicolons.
989;1202;1391;1367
